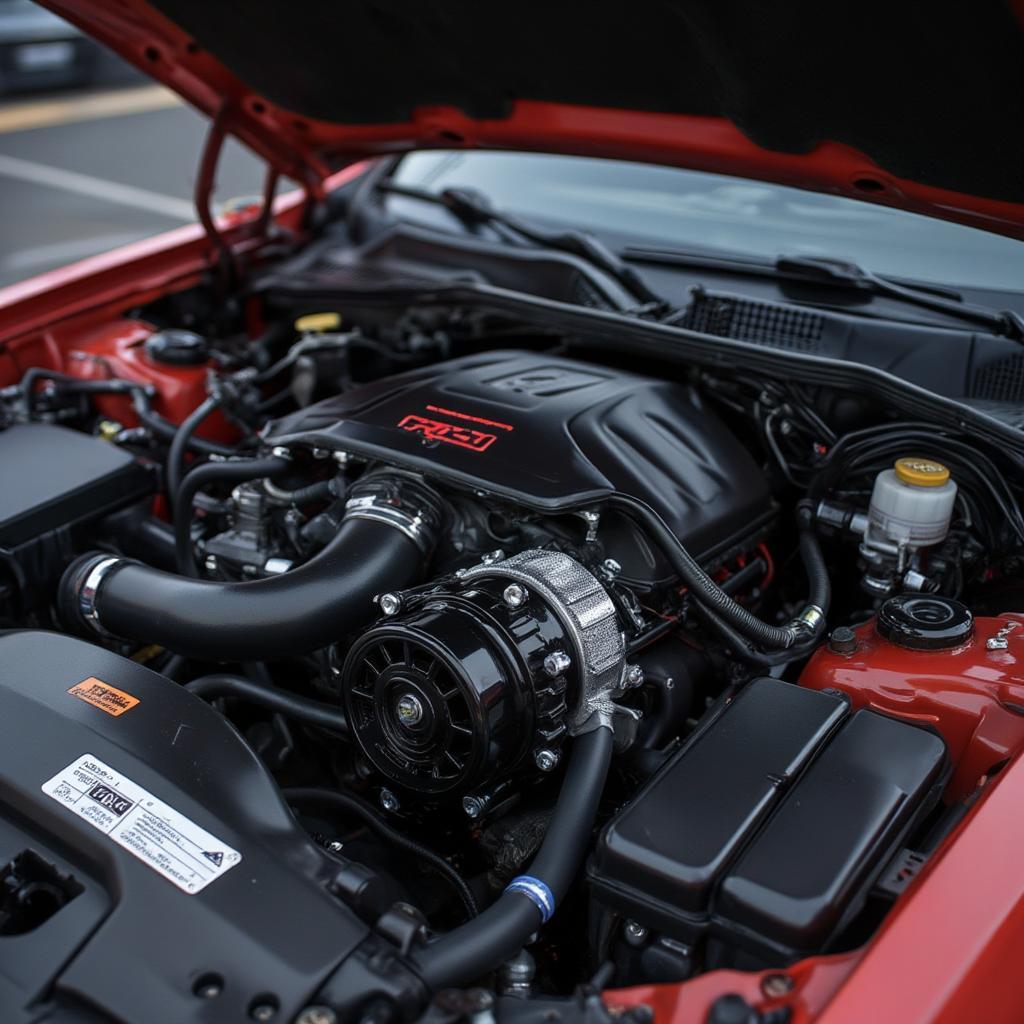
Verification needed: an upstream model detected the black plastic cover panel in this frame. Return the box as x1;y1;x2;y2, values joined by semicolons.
0;423;151;550
714;709;947;963
588;679;848;941
0;631;368;1024
269;351;772;561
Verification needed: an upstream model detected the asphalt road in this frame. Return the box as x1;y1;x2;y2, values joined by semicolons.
0;77;268;288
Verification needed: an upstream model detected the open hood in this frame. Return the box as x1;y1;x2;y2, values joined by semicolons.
42;0;1024;239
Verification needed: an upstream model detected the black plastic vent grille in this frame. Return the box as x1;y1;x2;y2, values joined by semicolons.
682;291;825;351
971;354;1024;403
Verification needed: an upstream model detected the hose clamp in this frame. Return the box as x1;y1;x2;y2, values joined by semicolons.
77;556;121;637
505;875;555;923
344;496;432;553
343;473;444;555
791;603;826;639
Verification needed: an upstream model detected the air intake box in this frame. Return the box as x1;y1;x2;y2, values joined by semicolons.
0;631;373;1024
0;423;152;608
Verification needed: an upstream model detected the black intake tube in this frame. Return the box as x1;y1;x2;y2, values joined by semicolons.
412;727;613;990
61;518;423;661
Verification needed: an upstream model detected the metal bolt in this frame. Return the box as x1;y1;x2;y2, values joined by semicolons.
270;445;292;460
250;1002;278;1022
601;558;622;579
624;664;645;688
534;748;560;772
396;693;424;725
761;973;794;998
295;1008;338;1024
327;840;344;853
204;555;218;573
580;509;601;542
623;920;648;947
481;549;506;565
543;650;572;677
333;450;350;466
192;975;223;999
987;636;1010;651
462;795;487;819
378;592;403;616
311;448;331;460
380;789;400;812
503;583;528;609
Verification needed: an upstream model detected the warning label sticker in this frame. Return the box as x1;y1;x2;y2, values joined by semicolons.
68;678;139;717
41;754;241;894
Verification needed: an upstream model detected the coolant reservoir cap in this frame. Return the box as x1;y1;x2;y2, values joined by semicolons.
144;328;209;367
894;457;951;487
876;595;974;650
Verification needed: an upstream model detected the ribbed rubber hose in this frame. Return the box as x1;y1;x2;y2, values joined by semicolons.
412;727;613;990
173;454;291;575
185;673;349;733
607;494;826;651
60;518;423;662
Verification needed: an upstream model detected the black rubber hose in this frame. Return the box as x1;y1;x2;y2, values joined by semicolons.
796;500;831;614
412;727;613;990
129;389;236;457
62;518;423;661
283;788;478;921
185;673;348;733
173;454;291;575
166;394;220;504
607;494;826;651
264;478;337;505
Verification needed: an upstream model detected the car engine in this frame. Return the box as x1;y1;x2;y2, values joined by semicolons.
1;297;1023;1024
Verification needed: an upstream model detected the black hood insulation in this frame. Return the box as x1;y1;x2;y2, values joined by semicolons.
148;0;1024;204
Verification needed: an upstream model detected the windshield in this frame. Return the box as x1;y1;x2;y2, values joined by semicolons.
390;151;1024;293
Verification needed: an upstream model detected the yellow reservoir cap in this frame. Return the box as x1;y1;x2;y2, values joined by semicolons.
894;457;951;487
294;311;341;333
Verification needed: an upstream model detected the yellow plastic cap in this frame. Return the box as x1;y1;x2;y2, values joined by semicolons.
294;311;341;333
894;457;951;487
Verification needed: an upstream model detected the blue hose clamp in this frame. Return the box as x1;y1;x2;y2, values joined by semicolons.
504;875;555;923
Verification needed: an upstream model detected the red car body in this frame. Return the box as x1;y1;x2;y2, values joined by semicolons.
3;2;1024;1021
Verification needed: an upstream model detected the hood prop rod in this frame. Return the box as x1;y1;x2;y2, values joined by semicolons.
195;104;238;288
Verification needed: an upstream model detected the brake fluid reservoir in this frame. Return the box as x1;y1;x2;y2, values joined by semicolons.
868;457;957;548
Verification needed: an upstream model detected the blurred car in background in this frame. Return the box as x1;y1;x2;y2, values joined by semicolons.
0;0;97;94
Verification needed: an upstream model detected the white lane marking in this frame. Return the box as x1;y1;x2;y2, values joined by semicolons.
0;85;180;135
1;232;149;273
0;153;194;221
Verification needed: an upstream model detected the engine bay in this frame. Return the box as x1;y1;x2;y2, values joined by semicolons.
2;259;1024;1024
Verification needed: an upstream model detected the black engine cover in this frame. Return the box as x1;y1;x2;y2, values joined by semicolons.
269;351;771;562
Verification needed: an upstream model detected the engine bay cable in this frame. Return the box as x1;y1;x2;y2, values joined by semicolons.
607;494;830;652
185;673;349;734
283;787;479;920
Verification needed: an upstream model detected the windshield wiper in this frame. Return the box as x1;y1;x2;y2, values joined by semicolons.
377;180;668;313
626;244;1023;340
776;255;1024;341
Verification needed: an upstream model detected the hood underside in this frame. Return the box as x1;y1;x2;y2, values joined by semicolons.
43;0;1024;238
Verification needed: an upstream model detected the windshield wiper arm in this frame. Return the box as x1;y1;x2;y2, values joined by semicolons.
378;180;668;312
776;255;1024;341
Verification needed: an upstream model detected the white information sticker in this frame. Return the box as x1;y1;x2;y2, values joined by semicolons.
41;754;241;894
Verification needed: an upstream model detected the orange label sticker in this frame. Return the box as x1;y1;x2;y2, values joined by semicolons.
68;678;139;717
